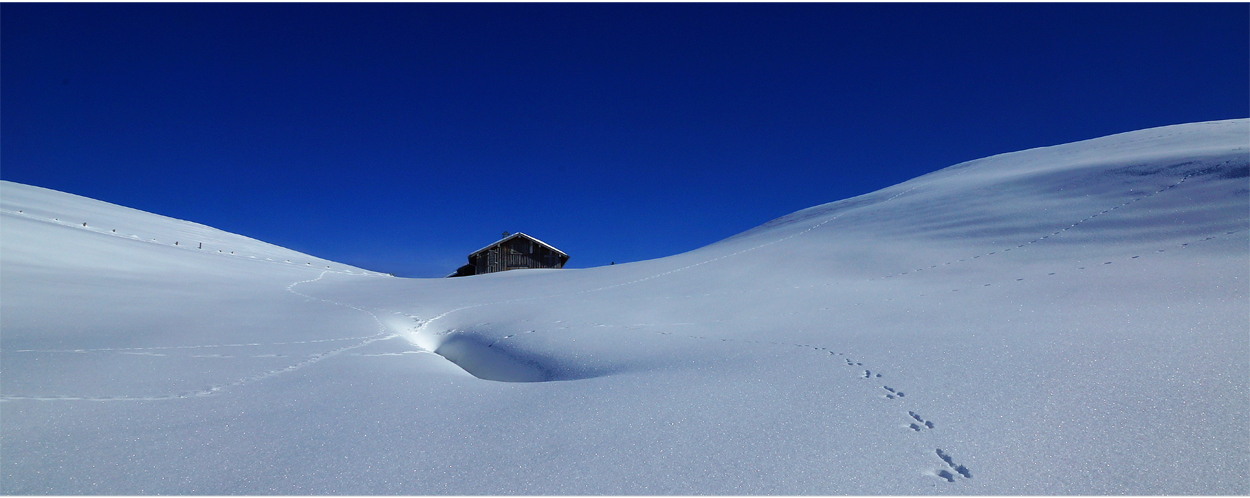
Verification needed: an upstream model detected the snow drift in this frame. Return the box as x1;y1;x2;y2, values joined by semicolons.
2;119;1246;494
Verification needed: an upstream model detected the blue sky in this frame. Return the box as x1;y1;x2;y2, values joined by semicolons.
3;3;1247;277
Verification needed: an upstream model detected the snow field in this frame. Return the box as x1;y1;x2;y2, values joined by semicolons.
1;119;1246;494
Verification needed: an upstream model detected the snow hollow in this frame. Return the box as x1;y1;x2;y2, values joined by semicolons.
2;119;1247;494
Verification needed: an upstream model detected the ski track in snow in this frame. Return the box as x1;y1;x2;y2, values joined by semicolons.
11;336;385;354
0;333;396;402
0;204;400;401
1;270;403;402
2;182;948;473
3;134;1243;483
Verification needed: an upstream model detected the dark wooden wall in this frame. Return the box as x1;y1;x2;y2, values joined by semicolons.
472;238;566;275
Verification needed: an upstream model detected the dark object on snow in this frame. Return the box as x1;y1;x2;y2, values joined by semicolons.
448;232;568;277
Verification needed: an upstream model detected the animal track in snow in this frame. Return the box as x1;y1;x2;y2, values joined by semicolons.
928;448;972;482
895;227;1246;297
0;209;391;276
906;411;935;431
579;324;935;442
867;171;1206;281
819;343;961;481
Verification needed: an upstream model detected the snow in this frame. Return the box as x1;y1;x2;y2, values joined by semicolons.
2;118;1247;494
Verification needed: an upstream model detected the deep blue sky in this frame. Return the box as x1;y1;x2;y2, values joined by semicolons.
3;3;1247;277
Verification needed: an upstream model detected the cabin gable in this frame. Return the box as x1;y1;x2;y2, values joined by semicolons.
448;232;569;277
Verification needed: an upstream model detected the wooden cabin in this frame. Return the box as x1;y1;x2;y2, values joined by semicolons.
448;232;569;277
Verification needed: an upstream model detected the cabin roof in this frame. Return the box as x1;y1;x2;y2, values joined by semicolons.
468;231;568;259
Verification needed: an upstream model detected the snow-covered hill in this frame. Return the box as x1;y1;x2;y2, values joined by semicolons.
3;119;1247;494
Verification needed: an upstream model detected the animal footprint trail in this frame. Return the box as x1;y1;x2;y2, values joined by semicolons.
886;226;1248;298
1;209;396;275
822;345;972;484
930;448;972;482
868;171;1213;282
907;411;935;431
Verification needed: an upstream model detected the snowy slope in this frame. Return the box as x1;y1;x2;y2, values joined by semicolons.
2;119;1246;494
